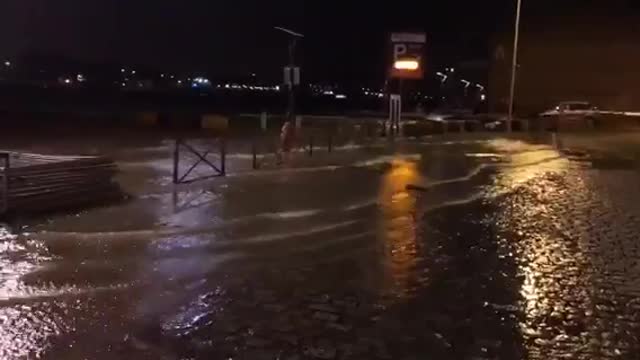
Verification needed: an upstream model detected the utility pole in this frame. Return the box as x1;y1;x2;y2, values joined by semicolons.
275;27;304;123
288;38;297;122
507;0;523;133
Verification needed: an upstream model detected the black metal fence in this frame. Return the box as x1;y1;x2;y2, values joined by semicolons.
172;138;226;184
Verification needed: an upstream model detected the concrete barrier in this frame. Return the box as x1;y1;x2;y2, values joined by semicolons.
596;113;640;130
201;114;229;131
136;112;159;127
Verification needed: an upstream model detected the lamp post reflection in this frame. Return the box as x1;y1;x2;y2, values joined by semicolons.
378;158;423;299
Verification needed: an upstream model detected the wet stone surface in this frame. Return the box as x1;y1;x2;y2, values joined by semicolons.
116;171;640;359
3;138;640;359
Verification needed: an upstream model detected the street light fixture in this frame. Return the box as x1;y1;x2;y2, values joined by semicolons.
508;0;523;133
435;72;448;83
461;79;471;96
274;26;304;123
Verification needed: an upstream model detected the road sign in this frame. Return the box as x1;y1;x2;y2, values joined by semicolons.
284;66;300;86
389;32;426;79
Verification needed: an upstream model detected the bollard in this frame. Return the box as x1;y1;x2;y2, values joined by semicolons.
0;153;9;213
252;137;258;170
308;134;314;156
328;131;333;153
220;138;227;175
173;139;180;184
551;132;559;149
260;112;268;131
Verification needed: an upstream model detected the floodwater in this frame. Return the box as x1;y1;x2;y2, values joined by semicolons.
2;134;640;359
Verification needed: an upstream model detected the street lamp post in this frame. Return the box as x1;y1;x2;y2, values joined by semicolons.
508;0;523;133
275;27;304;123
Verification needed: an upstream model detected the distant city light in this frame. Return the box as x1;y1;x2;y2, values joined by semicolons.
393;60;419;71
64;78;71;84
335;94;347;99
121;82;126;87
322;90;334;96
177;80;183;84
4;61;10;67
170;75;175;79
192;77;211;88
121;68;125;73
76;74;86;82
131;70;136;75
161;74;165;78
481;94;486;101
274;85;280;91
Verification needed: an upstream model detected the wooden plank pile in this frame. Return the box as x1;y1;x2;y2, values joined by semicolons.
0;151;122;215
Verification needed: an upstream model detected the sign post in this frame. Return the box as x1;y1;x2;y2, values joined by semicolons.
389;95;402;135
275;27;304;124
388;32;426;134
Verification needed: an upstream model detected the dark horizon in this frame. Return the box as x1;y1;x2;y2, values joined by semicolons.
1;0;639;84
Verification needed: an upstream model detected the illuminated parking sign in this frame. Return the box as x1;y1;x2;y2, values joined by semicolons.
389;32;426;79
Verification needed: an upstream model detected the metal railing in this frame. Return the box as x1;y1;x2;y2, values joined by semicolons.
249;129;343;170
172;138;226;184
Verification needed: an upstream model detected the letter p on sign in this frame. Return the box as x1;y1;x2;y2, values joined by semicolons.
393;44;407;61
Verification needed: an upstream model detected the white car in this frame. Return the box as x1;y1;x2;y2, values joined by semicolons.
540;101;599;118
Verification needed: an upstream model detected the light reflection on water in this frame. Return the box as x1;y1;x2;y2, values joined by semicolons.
489;145;601;355
378;159;423;299
0;226;56;359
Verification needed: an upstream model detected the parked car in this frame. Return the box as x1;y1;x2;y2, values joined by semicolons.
540;101;600;129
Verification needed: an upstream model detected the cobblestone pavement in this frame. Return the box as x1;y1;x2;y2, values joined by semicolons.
3;137;640;359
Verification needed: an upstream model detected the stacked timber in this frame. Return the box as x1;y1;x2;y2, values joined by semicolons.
0;152;122;215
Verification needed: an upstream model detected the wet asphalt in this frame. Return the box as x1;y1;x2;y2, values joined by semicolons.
2;134;640;359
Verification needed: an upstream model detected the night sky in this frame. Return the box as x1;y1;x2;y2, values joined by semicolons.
0;0;638;84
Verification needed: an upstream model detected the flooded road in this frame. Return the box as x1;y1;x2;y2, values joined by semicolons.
2;135;640;359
